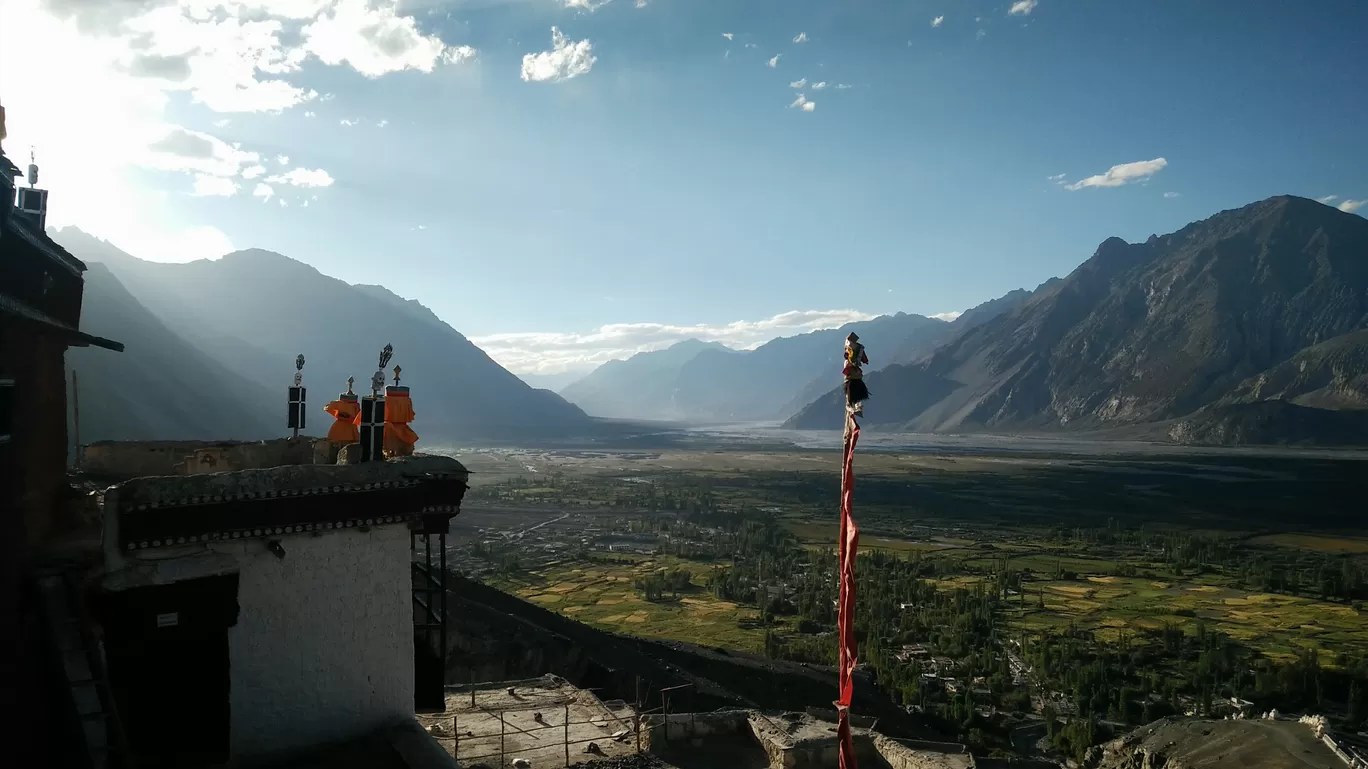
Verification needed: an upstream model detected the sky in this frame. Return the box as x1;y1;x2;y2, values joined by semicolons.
3;0;1367;377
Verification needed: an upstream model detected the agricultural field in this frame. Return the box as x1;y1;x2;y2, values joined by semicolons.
456;443;1368;672
486;554;782;652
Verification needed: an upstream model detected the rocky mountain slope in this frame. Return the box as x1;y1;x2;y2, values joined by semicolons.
53;228;594;443
787;196;1368;445
67;264;279;442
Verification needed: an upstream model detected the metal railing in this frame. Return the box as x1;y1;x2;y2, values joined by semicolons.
448;702;644;768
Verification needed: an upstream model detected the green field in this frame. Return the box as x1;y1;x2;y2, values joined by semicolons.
488;554;778;652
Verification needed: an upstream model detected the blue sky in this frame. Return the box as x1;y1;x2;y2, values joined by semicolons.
4;0;1367;375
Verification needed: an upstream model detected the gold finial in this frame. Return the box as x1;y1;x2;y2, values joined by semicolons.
392;365;402;386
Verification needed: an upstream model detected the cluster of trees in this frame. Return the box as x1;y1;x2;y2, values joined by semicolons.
676;512;1368;757
632;568;695;602
1055;521;1368;602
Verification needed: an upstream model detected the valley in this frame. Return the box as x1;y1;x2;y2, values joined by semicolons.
445;444;1368;762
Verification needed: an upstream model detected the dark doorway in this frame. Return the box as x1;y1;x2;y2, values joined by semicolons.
99;574;239;768
414;634;445;712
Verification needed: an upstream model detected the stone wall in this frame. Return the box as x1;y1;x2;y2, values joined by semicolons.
80;437;324;479
101;525;415;761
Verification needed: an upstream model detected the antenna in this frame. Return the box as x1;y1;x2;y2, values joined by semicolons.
27;147;37;188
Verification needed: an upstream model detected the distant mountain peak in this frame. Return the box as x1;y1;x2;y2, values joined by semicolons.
787;193;1368;445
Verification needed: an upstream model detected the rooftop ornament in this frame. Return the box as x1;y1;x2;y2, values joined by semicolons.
287;354;307;439
359;345;392;462
323;376;361;446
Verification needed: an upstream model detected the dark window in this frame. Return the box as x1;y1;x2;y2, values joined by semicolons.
0;377;14;444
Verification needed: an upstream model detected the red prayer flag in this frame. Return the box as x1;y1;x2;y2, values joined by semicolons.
837;417;861;769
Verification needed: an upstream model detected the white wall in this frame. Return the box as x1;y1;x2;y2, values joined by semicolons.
102;525;416;760
227;526;415;757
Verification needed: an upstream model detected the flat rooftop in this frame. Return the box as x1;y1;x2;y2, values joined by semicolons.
418;676;640;768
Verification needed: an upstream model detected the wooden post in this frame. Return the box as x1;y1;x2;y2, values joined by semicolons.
453;713;459;763
71;370;80;469
500;713;506;768
635;714;642;754
564;703;570;767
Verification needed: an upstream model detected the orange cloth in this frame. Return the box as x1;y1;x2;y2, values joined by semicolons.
383;389;419;457
323;398;361;443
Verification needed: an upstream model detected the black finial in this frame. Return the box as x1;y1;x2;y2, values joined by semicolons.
378;344;393;370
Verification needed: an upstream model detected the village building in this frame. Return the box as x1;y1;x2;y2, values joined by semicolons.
1;139;125;768
75;454;469;767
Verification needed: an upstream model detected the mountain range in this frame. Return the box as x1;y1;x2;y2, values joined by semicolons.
557;285;1048;424
52;194;1368;448
53;228;594;445
786;196;1368;445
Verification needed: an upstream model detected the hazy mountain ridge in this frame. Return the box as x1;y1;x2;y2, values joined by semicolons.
53;228;593;442
786;196;1368;445
560;314;952;423
67;264;280;443
560;339;734;420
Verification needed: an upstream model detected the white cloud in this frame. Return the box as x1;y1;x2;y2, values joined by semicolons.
442;45;477;65
564;0;611;10
265;167;335;187
635;0;647;7
304;110;316;117
301;0;474;78
811;81;827;89
1163;191;1181;199
745;42;757;49
789;94;816;112
1318;195;1339;204
767;54;781;67
722;32;734;40
242;165;266;179
1047;173;1066;182
191;174;239;197
521;27;596;83
1339;200;1366;213
930;311;962;322
789;78;807;88
793;32;808;44
1065;158;1168;190
277;154;290;165
253;182;275;202
834;83;852;89
377;118;389;128
976;29;986;40
1009;0;1038;15
340;118;357;126
471;309;878;375
931;16;944;27
1;0;466;262
278;197;289;207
